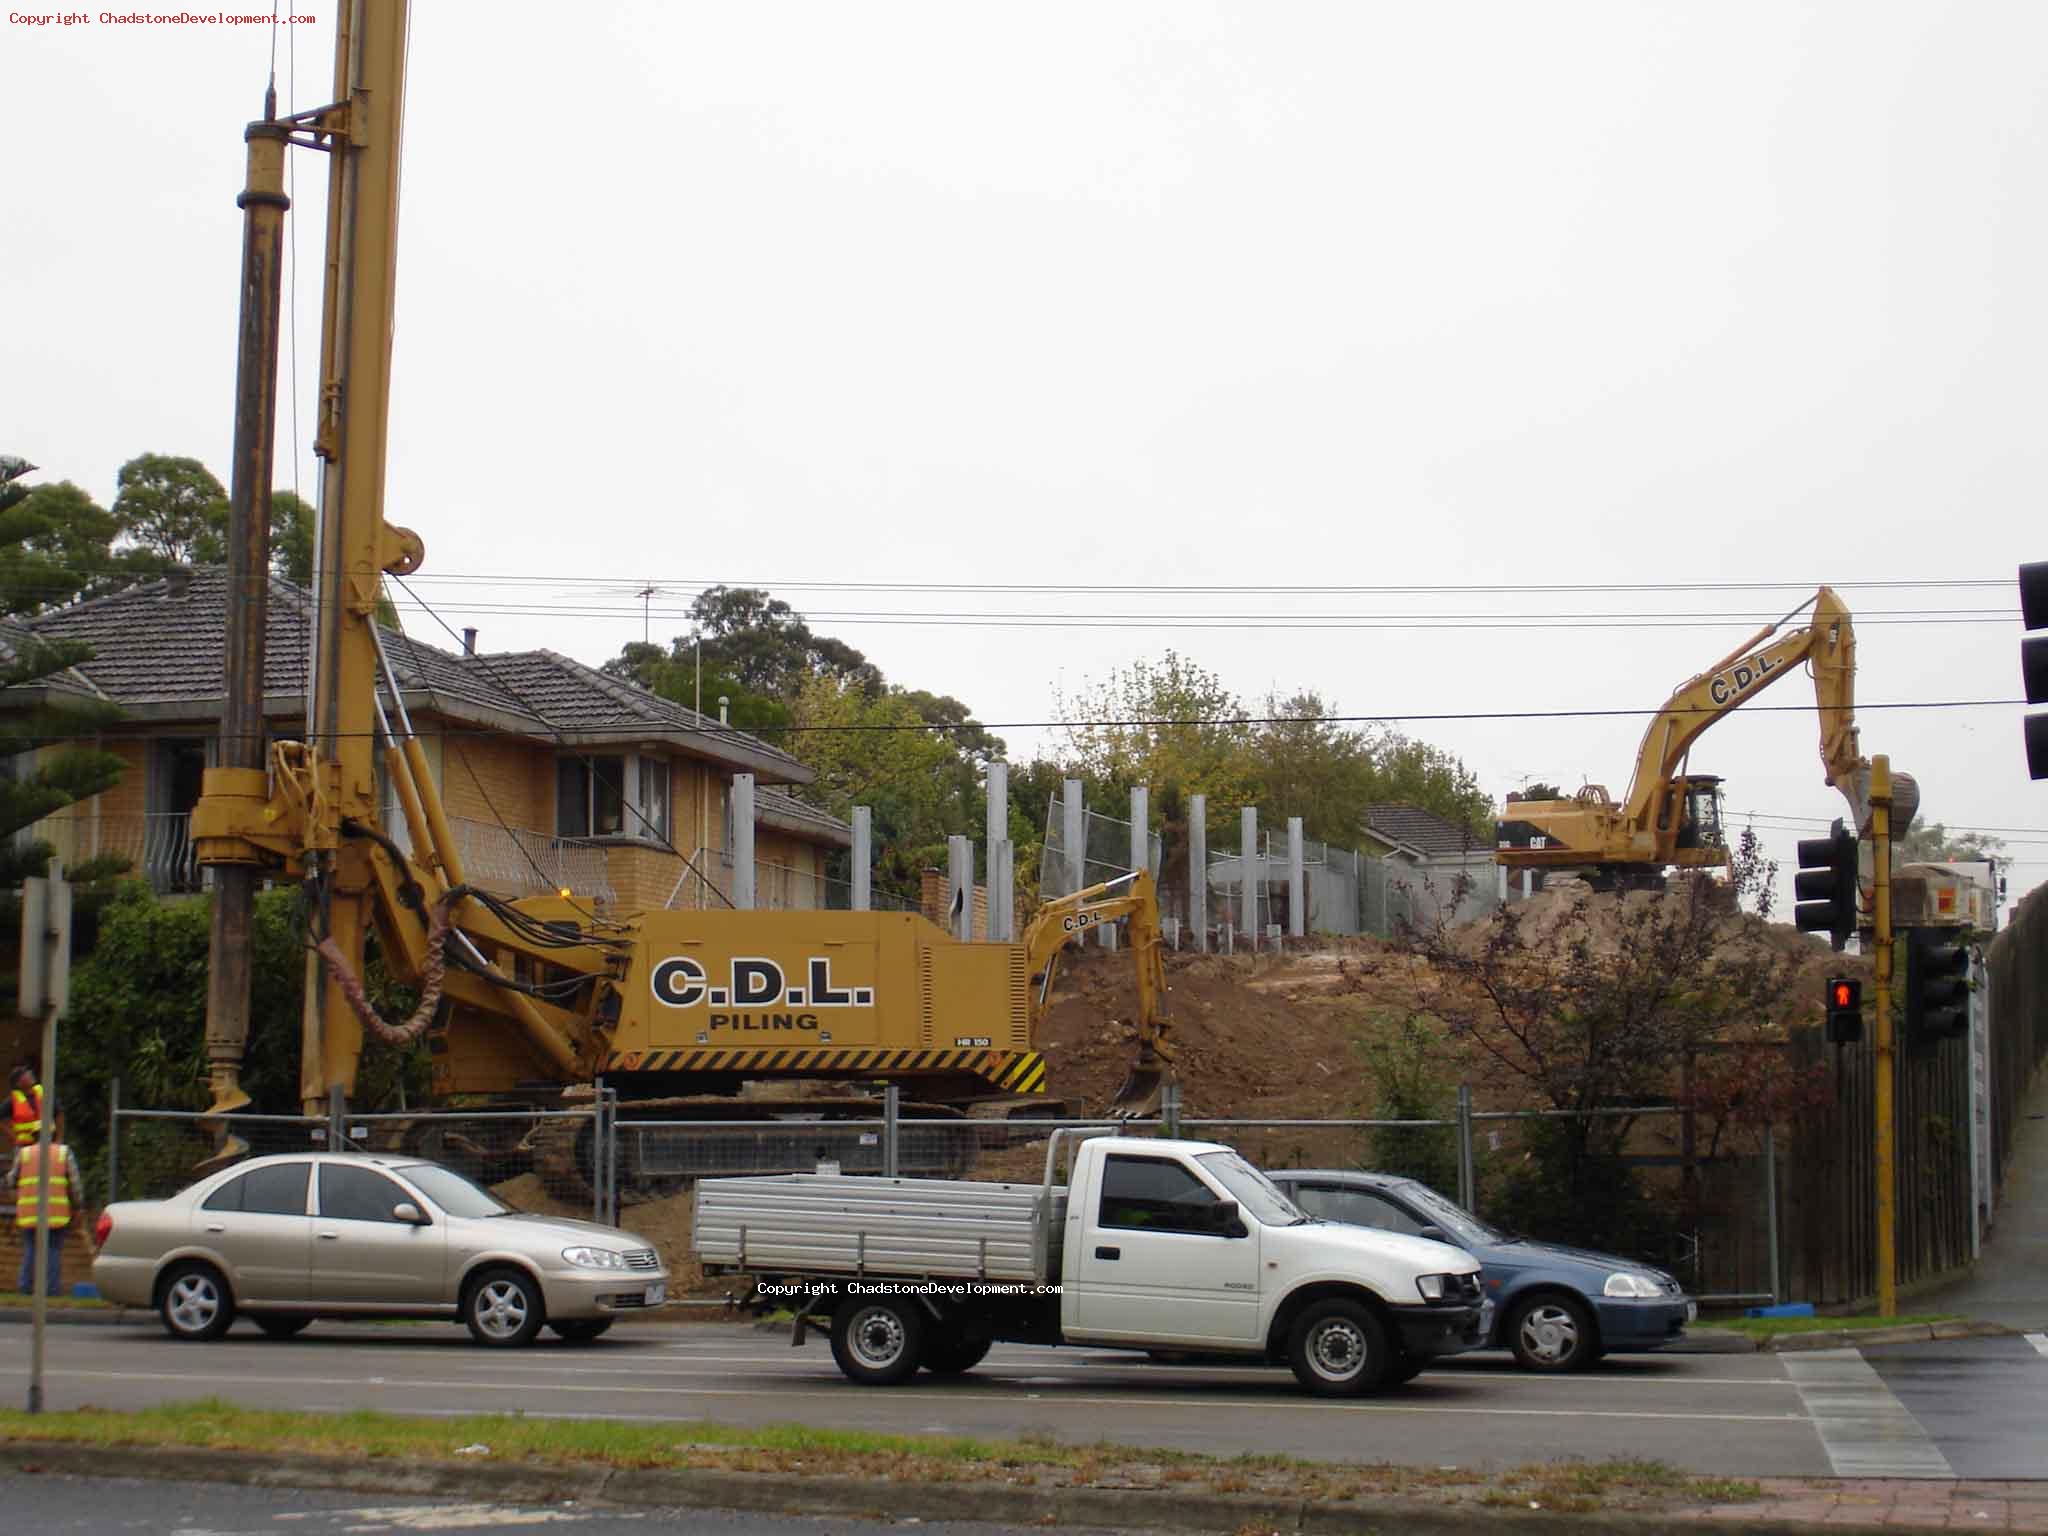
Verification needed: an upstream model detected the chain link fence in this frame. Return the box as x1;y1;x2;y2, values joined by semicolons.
105;1095;1777;1306
1037;797;1164;900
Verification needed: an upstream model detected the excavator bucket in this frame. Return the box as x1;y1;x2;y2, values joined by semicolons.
1107;1050;1175;1120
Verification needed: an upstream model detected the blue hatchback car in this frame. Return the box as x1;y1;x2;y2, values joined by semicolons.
1269;1169;1694;1371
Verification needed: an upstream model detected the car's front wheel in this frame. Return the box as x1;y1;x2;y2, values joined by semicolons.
1506;1293;1597;1372
464;1267;545;1347
158;1261;235;1342
1286;1298;1389;1396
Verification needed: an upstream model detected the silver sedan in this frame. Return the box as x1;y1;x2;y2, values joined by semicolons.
91;1152;669;1347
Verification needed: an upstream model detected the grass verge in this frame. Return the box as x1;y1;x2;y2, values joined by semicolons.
1696;1313;1957;1339
0;1399;1759;1514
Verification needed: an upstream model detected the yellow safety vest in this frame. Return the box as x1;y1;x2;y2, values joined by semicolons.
10;1086;41;1147
15;1143;73;1230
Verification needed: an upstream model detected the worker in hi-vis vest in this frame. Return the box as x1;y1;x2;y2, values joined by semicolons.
9;1064;44;1149
9;1135;87;1297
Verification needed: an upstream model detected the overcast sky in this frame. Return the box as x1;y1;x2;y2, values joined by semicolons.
7;2;2046;908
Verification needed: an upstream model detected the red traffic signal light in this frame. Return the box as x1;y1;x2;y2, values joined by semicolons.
1824;975;1862;1044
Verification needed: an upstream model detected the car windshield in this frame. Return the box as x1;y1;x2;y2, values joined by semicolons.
1398;1179;1506;1245
1195;1151;1310;1226
395;1162;511;1219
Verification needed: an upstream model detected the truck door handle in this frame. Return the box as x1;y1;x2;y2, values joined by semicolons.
1094;1245;1120;1260
317;1231;340;1240
204;1224;225;1234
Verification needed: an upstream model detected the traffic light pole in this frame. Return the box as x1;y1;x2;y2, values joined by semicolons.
1871;756;1896;1317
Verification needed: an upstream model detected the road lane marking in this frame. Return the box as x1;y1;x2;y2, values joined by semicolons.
2026;1333;2048;1357
1780;1349;1953;1479
0;1348;1799;1390
19;1369;1809;1423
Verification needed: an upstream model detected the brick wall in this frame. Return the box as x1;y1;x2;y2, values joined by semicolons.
920;868;988;939
436;728;548;829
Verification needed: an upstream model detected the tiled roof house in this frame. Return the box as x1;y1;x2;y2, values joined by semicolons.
1359;802;1500;930
1;568;850;911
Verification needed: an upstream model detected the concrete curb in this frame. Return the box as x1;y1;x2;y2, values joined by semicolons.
1761;1318;2014;1352
0;1441;1913;1536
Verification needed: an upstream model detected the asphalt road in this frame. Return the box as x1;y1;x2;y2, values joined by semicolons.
3;1320;2044;1480
0;1472;1122;1535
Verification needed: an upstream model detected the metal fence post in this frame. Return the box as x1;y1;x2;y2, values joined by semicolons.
592;1079;606;1225
1160;1080;1182;1139
107;1075;121;1206
883;1085;900;1178
327;1085;346;1149
1456;1084;1476;1211
1765;1124;1780;1306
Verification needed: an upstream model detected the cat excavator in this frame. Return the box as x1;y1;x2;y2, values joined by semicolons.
187;0;1173;1192
1496;587;1869;885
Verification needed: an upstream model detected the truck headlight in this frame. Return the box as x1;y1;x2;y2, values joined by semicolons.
1603;1271;1661;1298
1416;1272;1459;1302
562;1246;628;1269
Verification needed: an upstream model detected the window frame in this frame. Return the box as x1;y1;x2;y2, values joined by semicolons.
200;1160;312;1217
1096;1153;1230;1236
316;1162;419;1225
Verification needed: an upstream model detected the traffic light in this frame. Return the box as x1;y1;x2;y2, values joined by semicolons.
1824;976;1862;1044
1903;927;1971;1047
2021;562;2048;778
1794;819;1858;951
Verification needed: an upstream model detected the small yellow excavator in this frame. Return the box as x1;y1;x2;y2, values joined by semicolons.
1497;587;1867;885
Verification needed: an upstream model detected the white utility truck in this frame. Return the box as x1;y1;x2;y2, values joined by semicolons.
694;1131;1488;1395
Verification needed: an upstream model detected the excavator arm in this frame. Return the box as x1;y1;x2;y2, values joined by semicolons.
1499;587;1865;876
1020;869;1175;1115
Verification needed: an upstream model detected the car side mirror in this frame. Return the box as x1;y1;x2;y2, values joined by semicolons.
392;1202;427;1225
1417;1225;1447;1243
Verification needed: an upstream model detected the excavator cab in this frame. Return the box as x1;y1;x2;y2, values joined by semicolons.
1672;775;1727;853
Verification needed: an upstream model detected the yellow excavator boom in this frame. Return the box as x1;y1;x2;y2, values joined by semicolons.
1499;587;1865;876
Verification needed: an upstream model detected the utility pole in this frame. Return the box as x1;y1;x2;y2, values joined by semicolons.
1871;755;1896;1316
19;864;72;1414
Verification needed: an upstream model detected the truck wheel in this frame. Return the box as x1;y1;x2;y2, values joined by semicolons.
920;1329;992;1375
830;1298;925;1386
1286;1298;1389;1396
1506;1294;1597;1372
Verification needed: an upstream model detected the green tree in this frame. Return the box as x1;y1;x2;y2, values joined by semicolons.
269;488;317;584
111;452;228;564
61;882;428;1192
0;458;126;879
0;461;129;614
684;585;881;700
789;671;987;899
1057;651;1261;809
1895;821;2006;864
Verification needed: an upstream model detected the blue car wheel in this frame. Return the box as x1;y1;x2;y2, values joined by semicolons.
1506;1293;1598;1372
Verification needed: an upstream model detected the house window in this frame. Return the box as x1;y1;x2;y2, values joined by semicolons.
556;755;626;838
638;758;671;842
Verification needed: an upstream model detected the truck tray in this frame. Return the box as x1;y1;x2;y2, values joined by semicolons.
693;1173;1069;1283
